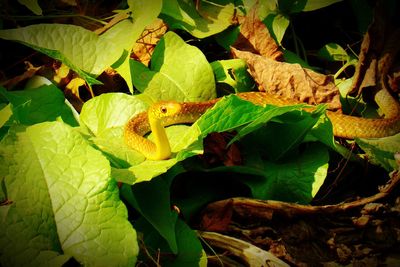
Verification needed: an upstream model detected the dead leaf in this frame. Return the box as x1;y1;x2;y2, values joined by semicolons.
349;1;400;96
232;48;341;110
131;19;168;66
199;199;233;232
232;3;282;60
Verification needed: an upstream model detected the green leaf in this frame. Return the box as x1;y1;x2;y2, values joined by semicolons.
132;31;216;102
0;85;78;126
80;93;150;167
210;59;255;92
220;143;329;203
214;26;241;50
134;215;205;267
80;93;149;136
237;105;325;161
113;0;163;93
18;0;42;15
0;103;12;128
318;43;349;62
356;134;400;171
0;122;138;267
0;20;138;85
160;0;234;38
262;12;290;44
129;177;178;253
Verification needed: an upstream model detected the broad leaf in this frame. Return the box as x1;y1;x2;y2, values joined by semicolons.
133;215;205;267
126;178;179;253
0;122;138;267
0;85;78;127
131;31;216;102
0;20;138;85
160;0;234;38
211;143;329;203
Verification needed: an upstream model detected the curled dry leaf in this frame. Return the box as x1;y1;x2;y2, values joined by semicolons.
349;2;400;97
232;3;283;60
232;48;342;110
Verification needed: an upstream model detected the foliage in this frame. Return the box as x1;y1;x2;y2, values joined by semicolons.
0;0;398;266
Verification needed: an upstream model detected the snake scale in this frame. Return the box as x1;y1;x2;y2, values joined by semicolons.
124;90;400;160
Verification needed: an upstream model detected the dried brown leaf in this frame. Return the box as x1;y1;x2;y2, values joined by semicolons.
232;4;282;60
232;48;341;110
349;1;400;96
199;199;233;232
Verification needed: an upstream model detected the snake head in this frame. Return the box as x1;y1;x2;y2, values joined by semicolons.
148;101;182;121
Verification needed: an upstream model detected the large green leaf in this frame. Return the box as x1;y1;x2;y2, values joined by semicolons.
243;143;329;203
131;31;216;102
80;93;150;167
124;178;179;253
160;0;234;38
0;122;138;267
0;20;139;85
0;24;108;74
133;215;205;266
204;142;329;204
0;85;78;127
80;93;149;136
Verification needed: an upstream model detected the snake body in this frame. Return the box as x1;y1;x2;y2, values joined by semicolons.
124;91;400;160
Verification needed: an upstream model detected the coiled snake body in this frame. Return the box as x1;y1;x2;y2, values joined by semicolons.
124;91;400;160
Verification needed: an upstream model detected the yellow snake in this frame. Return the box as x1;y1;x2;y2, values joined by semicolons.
124;90;400;160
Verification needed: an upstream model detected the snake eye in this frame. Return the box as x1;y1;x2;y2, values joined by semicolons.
160;106;168;114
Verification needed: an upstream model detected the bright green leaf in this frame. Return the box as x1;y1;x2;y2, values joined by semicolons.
0;21;139;85
133;32;216;102
0;122;138;267
80;92;149;136
356;134;400;171
160;0;234;38
0;85;78;126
